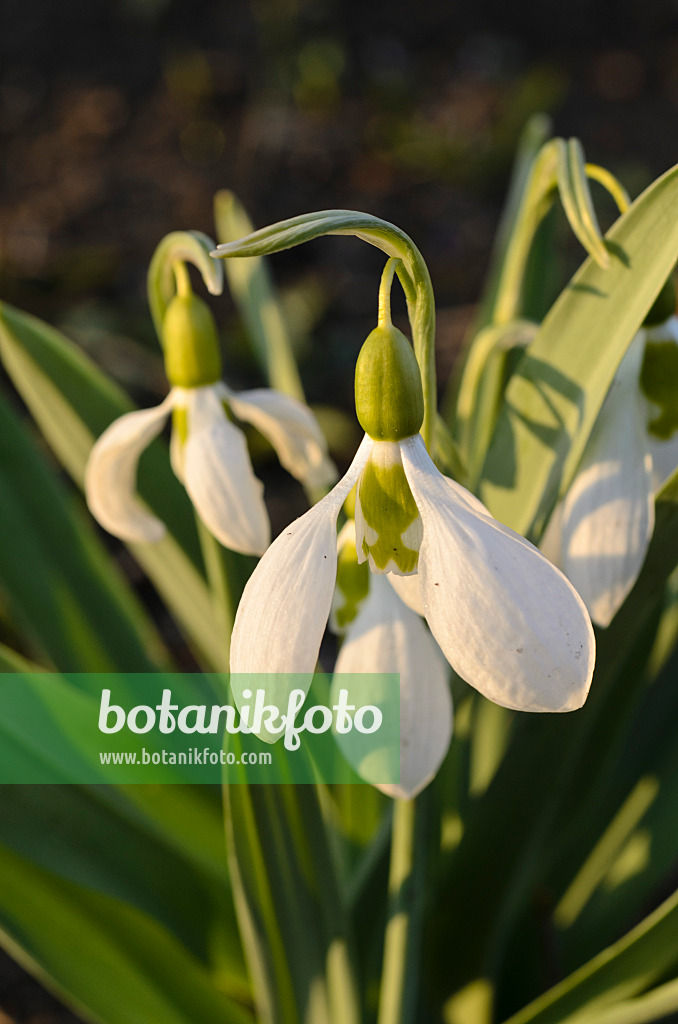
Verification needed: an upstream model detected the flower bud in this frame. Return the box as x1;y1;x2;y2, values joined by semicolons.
643;276;676;327
163;293;222;388
354;323;424;441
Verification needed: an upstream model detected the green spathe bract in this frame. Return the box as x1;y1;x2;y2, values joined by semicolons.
355;322;424;441
163;293;223;388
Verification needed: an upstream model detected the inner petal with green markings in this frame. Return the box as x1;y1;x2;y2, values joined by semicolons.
356;441;422;575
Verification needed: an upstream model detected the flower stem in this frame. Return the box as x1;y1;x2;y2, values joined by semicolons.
377;795;429;1024
378;258;400;326
195;515;236;671
173;259;193;298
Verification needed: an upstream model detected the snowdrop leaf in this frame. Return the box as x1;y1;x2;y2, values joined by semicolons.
501;884;678;1024
0;392;166;671
0;840;252;1024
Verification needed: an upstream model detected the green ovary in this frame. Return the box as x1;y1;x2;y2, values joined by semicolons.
358;448;421;574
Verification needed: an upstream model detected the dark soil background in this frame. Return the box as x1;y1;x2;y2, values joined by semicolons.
1;0;678;1020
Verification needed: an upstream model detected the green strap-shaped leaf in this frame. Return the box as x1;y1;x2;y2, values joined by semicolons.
571;977;678;1024
472;114;553;332
224;777;362;1024
0;841;252;1024
0;392;165;671
480;161;678;539
500;883;678;1024
455;320;537;487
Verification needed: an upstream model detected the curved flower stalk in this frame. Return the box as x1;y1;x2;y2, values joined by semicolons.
541;299;678;628
330;522;452;800
231;259;596;717
86;234;336;555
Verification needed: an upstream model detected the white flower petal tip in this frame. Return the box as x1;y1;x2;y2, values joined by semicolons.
560;347;654;629
230;436;373;676
85;395;174;544
182;388;270;556
227;388;338;489
400;435;596;714
333;575;452;800
229;672;314;744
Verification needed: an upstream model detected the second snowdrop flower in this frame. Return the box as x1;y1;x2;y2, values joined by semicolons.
86;248;336;555
541;279;678;627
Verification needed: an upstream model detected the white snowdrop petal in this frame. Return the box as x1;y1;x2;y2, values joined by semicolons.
334;575;452;799
230;435;373;675
387;572;425;616
182;387;270;556
561;338;654;627
85;393;174;543
443;476;493;518
386;477;490;615
228;387;338;488
400;434;595;713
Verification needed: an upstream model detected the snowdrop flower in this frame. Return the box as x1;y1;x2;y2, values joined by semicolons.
231;299;596;717
330;521;452;799
86;278;336;555
541;286;678;628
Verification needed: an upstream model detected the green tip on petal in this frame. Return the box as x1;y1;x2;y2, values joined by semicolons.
358;443;422;574
163;293;223;389
355;324;424;441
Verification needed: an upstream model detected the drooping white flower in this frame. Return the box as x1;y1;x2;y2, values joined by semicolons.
230;430;596;714
330;522;452;800
541;335;654;627
85;286;336;554
541;312;678;627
